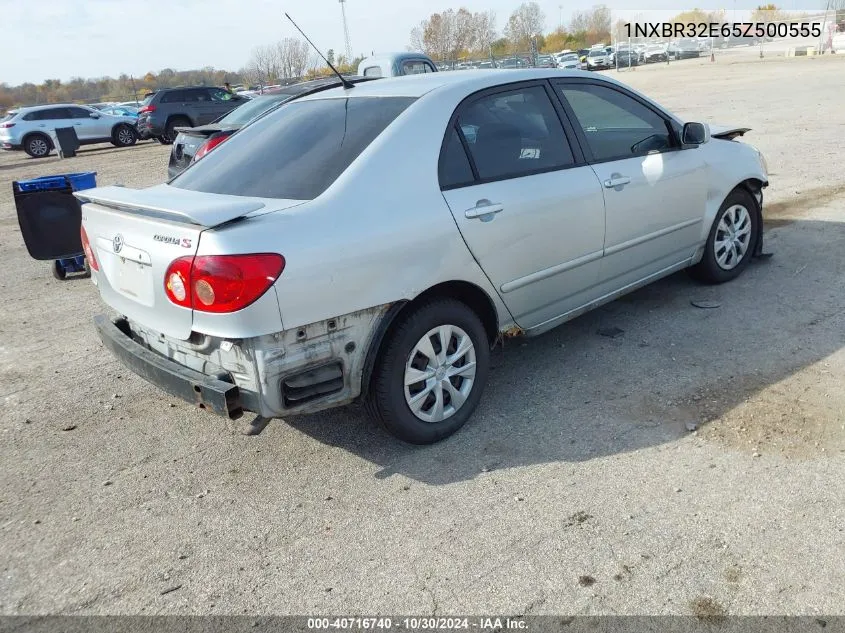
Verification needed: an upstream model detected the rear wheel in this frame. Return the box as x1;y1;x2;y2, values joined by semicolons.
164;117;190;144
689;188;759;284
112;123;137;147
24;134;52;158
366;299;490;444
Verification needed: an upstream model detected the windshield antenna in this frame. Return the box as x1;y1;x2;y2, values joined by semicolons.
285;13;355;90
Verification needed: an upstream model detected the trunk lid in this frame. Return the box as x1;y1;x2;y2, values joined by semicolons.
75;184;298;340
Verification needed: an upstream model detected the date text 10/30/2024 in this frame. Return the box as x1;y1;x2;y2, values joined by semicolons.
306;617;529;630
624;22;822;40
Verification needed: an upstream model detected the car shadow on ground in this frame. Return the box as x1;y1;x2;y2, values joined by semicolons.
285;216;845;484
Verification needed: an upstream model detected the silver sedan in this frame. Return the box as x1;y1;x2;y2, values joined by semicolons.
78;69;769;444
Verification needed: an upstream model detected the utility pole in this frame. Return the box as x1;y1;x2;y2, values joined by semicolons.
339;0;353;63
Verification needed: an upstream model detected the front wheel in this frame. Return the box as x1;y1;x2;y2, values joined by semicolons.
689;188;759;284
366;299;491;444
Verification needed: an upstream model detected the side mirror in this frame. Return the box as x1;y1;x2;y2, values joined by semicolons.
682;121;710;147
89;112;100;119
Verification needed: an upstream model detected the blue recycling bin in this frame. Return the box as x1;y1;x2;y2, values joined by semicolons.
12;171;98;280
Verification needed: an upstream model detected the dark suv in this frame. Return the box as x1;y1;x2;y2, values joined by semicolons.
136;87;248;144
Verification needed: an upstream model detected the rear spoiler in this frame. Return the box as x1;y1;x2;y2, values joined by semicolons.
73;185;265;228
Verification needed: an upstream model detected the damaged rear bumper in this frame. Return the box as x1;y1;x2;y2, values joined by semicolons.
94;315;243;419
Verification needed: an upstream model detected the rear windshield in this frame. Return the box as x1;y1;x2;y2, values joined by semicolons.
171;96;416;200
141;93;156;106
217;93;291;125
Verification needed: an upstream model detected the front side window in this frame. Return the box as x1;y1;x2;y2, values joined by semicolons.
209;88;234;102
171;96;415;200
556;82;674;161
455;85;575;181
68;107;93;118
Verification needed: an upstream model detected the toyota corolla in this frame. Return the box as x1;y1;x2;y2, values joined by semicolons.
77;69;769;444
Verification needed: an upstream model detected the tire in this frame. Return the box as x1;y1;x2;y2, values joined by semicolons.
51;260;67;281
164;117;189;144
24;134;52;158
112;123;137;147
689;188;759;284
156;136;169;145
366;298;491;445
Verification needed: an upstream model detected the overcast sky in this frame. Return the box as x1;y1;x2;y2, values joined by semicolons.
0;0;827;85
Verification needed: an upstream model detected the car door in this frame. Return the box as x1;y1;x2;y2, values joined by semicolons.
440;82;607;330
551;79;708;289
68;106;107;141
37;107;74;136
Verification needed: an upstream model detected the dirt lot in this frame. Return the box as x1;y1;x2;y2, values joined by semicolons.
2;56;845;616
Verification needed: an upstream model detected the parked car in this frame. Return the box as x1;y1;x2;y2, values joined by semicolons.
0;103;138;158
670;39;702;59
536;55;556;68
102;105;139;118
556;53;582;69
136;86;249;144
643;44;669;63
586;48;612;70
358;52;438;77
77;69;769;444
615;47;640;67
167;75;376;179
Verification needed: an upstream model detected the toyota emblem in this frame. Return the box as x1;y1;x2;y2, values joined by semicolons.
112;234;124;253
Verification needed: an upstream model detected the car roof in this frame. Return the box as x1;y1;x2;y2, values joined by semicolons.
14;103;93;112
296;69;594;101
360;52;434;64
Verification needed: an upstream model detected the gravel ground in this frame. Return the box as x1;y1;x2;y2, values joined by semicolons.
1;55;844;616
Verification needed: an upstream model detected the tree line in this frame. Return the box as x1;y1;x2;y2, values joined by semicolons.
407;2;613;62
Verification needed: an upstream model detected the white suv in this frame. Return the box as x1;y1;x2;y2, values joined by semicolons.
0;104;138;158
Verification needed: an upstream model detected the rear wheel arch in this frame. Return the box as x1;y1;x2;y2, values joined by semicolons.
22;132;53;153
358;280;500;401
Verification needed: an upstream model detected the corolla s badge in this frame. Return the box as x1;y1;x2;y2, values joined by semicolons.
154;234;192;248
112;234;124;253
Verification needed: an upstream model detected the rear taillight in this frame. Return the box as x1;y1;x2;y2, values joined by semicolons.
138;105;156;114
0;122;14;128
163;254;285;313
192;134;230;162
164;256;193;308
80;225;99;271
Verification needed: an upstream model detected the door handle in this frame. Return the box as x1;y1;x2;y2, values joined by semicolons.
604;174;631;189
465;201;504;220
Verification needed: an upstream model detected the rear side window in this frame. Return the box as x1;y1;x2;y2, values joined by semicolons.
161;91;186;103
171;96;416;200
439;126;475;189
403;60;434;74
32;108;71;120
455;85;575;181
